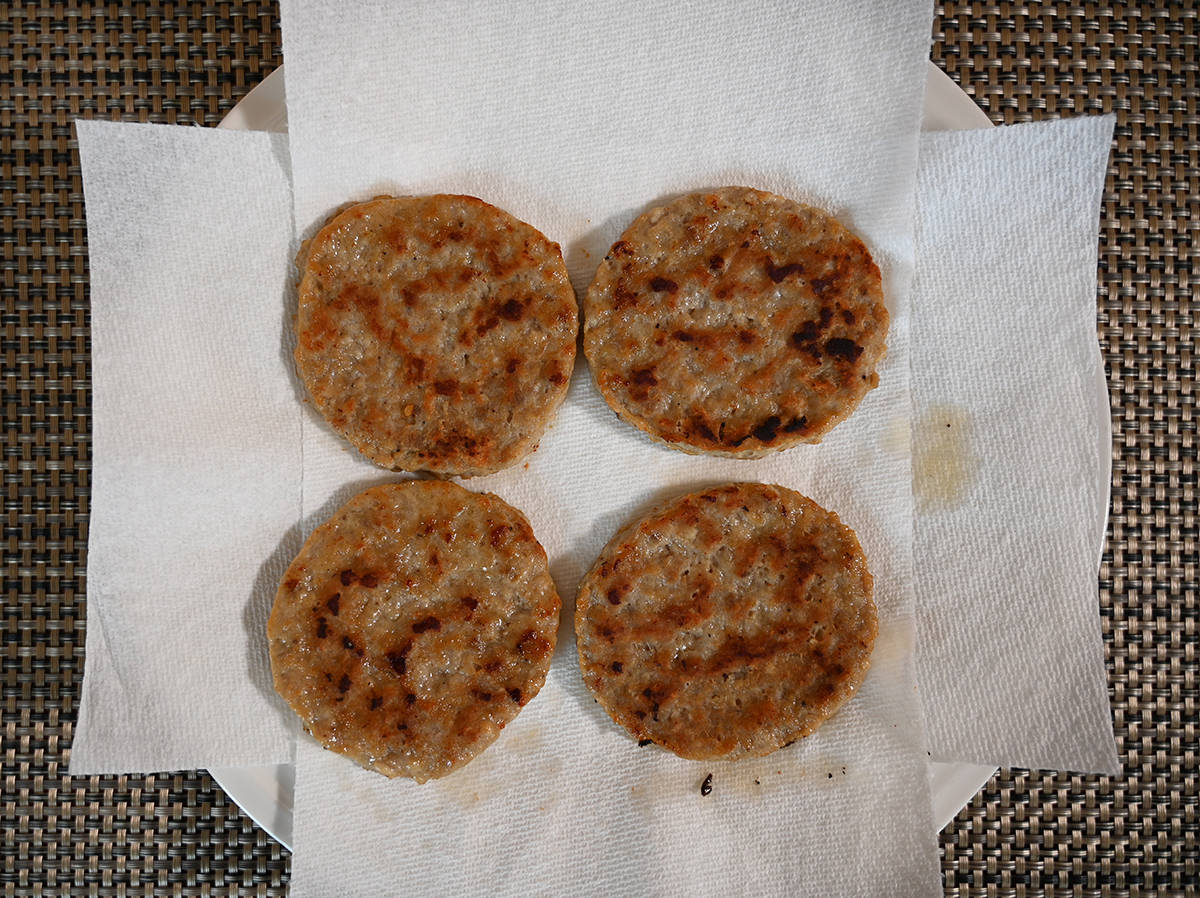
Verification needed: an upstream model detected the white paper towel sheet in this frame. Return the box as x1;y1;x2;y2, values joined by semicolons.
66;56;1122;898
70;121;299;773
279;2;941;896
912;115;1120;774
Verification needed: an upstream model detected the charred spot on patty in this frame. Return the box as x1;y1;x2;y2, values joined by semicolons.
765;260;806;283
810;275;835;296
499;299;525;321
412;616;442;634
752;415;783;443
791;321;821;347
385;647;409;676
631;368;658;387
687;417;718;443
825;338;863;362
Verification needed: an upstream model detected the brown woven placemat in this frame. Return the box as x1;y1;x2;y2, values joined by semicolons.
1;3;1193;896
934;6;1197;896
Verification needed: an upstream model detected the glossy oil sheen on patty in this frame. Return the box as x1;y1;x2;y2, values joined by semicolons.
583;187;887;456
575;482;876;760
268;480;560;781
295;195;578;476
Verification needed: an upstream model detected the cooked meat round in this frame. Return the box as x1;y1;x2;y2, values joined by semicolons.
583;187;887;456
575;482;876;760
268;480;560;781
295;194;578;476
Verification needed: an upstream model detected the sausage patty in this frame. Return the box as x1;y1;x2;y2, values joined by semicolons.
295;195;578;476
268;481;560;781
575;482;876;760
583;187;887;456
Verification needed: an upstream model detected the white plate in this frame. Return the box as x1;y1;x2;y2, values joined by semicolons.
212;62;1111;849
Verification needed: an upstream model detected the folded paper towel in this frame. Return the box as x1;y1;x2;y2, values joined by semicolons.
912;115;1120;774
278;1;941;896
69;121;298;774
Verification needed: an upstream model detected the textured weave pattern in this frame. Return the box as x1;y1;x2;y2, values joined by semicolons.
0;2;1194;896
935;4;1197;897
0;4;290;896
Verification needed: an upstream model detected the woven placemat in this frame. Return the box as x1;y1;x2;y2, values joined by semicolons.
1;3;1193;896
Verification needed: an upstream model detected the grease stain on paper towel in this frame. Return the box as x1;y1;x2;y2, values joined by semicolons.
914;404;975;512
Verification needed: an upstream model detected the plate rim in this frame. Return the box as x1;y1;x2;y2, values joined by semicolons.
213;60;1108;849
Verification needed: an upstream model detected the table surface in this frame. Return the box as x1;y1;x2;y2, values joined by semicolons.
1;3;1194;896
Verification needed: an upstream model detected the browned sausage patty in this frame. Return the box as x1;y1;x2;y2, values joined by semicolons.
295;195;578;476
268;481;560;781
575;482;876;760
583;187;887;456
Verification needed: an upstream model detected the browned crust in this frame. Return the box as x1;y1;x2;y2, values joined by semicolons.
295;194;578;476
575;482;877;760
267;480;561;781
583;187;888;456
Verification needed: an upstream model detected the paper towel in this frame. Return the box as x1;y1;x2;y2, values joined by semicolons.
70;120;299;773
912;115;1120;773
279;2;941;895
